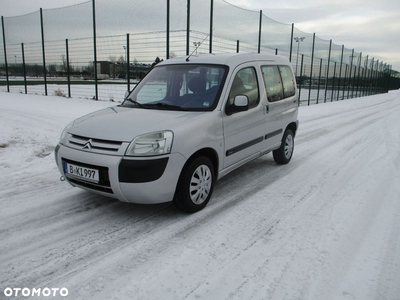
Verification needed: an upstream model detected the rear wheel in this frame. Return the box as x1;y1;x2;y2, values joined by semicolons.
173;156;215;213
273;129;294;165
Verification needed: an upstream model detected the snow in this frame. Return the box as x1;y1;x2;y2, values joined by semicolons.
1;90;400;299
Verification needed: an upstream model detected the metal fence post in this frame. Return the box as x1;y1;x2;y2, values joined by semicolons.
324;40;332;103
236;40;239;53
258;10;262;54
376;61;380;94
316;58;322;104
308;33;315;105
369;57;375;95
361;63;366;97
299;54;304;104
362;56;367;96
369;58;374;95
349;66;354;98
92;0;98;100
1;16;10;92
347;49;354;98
21;43;27;94
166;0;170;59
342;65;348;99
209;0;213;53
367;57;374;96
331;62;336;101
355;52;362;96
126;33;130;92
40;8;48;96
387;65;392;92
373;65;376;94
289;23;294;62
66;39;71;98
368;62;373;95
186;0;190;56
376;65;380;94
351;64;357;97
337;45;344;100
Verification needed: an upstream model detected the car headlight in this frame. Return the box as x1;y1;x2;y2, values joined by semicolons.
125;131;173;156
59;121;74;144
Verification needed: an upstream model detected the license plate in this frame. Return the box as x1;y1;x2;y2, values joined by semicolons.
64;162;99;183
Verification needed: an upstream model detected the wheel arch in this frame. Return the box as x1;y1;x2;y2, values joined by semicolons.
173;147;219;212
183;147;219;180
285;121;298;137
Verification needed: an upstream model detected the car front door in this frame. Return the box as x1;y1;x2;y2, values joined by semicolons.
222;65;268;170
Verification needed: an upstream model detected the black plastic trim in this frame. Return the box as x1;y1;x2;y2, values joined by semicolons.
68;177;113;194
119;157;169;183
226;137;264;157
265;129;283;140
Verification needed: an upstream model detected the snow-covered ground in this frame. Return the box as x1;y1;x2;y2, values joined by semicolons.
1;90;400;300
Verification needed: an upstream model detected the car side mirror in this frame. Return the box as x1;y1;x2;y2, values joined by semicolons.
233;95;249;112
225;95;249;115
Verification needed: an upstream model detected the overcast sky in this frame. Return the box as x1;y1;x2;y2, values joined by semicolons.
1;0;399;70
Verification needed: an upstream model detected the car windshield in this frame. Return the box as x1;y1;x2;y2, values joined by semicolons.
122;64;227;111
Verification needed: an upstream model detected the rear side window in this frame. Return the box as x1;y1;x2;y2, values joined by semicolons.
262;66;283;102
261;65;296;102
279;65;296;98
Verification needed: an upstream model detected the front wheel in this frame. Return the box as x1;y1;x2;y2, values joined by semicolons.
173;156;215;213
273;129;294;165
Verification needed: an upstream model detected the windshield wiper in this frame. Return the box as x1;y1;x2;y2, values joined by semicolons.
145;102;183;111
124;99;183;111
124;98;149;109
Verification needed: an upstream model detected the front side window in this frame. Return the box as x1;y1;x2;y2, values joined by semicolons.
122;64;227;111
227;67;259;111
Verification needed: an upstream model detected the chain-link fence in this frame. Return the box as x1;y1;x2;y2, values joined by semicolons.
1;0;398;104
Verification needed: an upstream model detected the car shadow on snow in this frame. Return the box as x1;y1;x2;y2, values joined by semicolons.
66;188;183;225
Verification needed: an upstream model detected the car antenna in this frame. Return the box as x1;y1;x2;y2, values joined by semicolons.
186;30;213;62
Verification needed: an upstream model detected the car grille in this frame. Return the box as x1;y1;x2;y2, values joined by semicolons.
68;177;113;194
68;134;125;155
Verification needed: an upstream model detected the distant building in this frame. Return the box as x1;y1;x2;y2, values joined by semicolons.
96;61;151;80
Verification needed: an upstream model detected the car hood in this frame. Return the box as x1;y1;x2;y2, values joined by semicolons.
69;106;205;142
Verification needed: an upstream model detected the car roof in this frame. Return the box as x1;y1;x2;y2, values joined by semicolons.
158;52;291;68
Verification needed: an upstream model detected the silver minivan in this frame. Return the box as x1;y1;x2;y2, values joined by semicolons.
55;53;299;212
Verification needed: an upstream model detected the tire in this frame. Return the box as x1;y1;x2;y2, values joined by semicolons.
273;129;294;165
173;156;215;213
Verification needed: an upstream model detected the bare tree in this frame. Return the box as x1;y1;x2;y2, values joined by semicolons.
117;55;125;64
61;54;67;72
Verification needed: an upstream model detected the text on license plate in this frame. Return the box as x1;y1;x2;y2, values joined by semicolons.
64;162;99;183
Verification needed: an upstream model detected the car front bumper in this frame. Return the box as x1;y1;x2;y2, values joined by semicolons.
55;143;186;204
